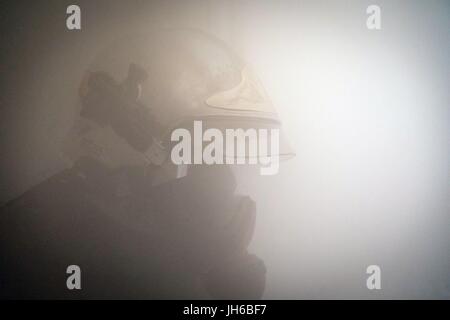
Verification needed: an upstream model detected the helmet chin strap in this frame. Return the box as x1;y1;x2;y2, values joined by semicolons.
61;117;153;169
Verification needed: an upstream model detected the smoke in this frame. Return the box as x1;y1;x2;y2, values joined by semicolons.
0;0;448;298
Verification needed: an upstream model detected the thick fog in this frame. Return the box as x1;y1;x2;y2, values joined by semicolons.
0;0;448;298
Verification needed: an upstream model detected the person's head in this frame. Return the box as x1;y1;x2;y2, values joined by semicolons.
62;29;292;184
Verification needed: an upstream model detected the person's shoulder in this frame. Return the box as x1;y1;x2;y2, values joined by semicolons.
2;167;83;212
